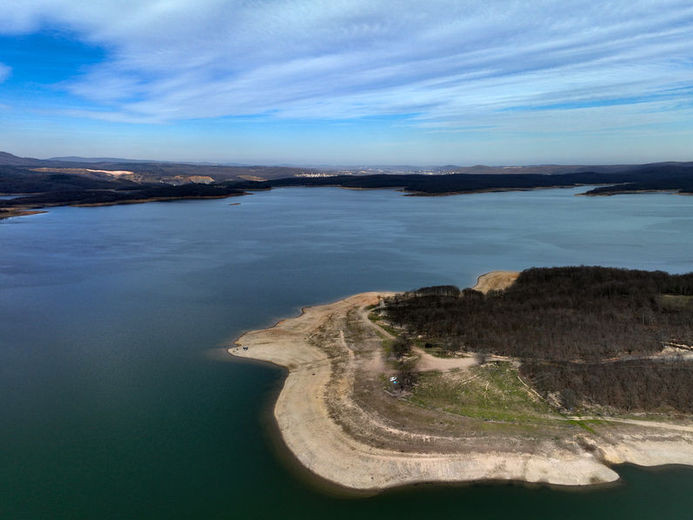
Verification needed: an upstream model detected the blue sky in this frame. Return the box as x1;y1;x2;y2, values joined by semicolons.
1;1;693;165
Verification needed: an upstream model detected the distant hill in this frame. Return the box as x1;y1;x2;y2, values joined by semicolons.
439;164;640;175
0;152;45;167
0;151;319;184
253;165;693;195
2;149;693;218
49;156;156;164
49;156;251;167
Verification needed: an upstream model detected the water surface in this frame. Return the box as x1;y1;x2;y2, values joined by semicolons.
2;187;693;519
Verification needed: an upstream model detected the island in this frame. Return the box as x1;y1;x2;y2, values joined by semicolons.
229;266;693;491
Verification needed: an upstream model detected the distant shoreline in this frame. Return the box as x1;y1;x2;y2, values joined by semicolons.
0;208;46;219
0;193;246;220
3;160;693;219
3;182;688;221
0;184;693;220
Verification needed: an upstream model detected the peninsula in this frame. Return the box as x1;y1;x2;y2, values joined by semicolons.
230;267;693;491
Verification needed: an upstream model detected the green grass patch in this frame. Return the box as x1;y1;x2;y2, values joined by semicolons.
410;362;564;425
566;419;597;434
658;294;693;311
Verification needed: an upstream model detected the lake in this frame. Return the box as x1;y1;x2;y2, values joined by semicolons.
2;186;693;519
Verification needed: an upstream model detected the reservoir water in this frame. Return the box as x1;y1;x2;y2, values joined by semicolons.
2;186;693;519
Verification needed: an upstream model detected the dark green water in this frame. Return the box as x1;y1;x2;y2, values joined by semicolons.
2;187;693;519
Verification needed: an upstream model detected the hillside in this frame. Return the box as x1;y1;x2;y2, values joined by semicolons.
381;266;693;413
2;150;693;218
232;269;693;491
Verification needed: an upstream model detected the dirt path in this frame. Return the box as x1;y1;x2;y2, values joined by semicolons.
414;347;478;372
226;292;693;491
358;305;394;339
227;284;693;492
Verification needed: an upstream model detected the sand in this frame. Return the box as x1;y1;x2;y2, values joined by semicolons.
229;283;693;492
472;270;520;293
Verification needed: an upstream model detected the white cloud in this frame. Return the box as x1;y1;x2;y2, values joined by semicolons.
0;63;10;83
1;0;693;132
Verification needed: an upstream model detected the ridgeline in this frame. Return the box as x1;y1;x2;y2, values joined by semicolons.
2;151;693;218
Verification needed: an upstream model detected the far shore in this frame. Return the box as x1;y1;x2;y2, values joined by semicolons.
0;208;46;220
4;180;688;221
0;193;247;220
228;273;693;492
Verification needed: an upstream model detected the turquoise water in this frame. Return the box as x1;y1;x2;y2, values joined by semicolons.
2;186;693;519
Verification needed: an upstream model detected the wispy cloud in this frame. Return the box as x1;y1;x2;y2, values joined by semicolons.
1;1;693;134
0;63;10;83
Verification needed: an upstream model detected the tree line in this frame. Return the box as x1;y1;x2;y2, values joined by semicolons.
383;267;693;361
521;359;693;412
382;266;693;412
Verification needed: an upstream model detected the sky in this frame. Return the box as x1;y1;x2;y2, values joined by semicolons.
1;1;692;166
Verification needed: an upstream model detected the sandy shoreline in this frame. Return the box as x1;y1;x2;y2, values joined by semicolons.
229;282;693;492
0;208;46;219
0;192;247;219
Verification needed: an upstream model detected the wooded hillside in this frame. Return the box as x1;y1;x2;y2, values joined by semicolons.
383;267;693;412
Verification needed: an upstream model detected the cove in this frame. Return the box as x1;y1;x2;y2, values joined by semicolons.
2;186;693;519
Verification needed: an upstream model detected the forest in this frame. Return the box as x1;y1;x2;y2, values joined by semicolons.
521;359;693;413
583;176;693;195
3;158;693;216
256;166;693;195
382;267;693;412
0;179;247;208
